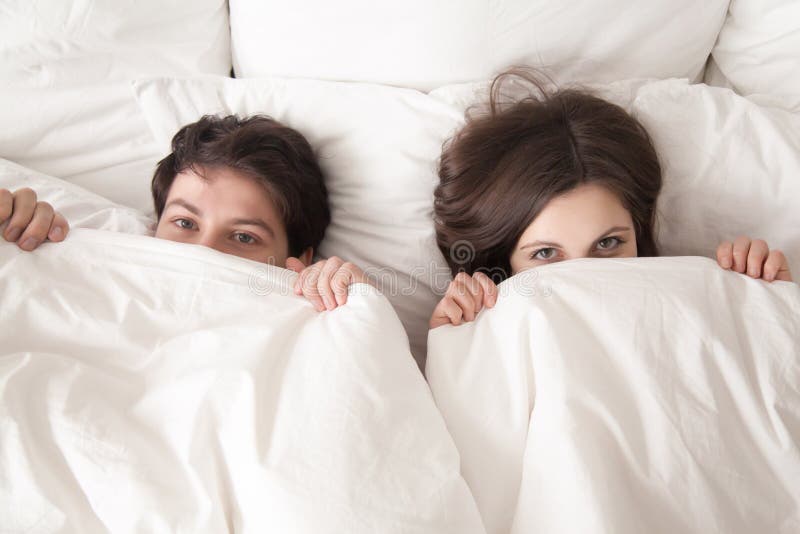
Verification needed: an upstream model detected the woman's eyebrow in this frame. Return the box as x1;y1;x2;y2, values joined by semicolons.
520;239;562;250
592;225;631;242
519;226;632;250
230;218;276;239
165;198;202;216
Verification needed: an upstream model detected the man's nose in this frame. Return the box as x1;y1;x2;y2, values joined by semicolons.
197;233;227;254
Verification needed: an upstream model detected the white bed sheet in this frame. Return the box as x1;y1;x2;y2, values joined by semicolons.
0;229;483;534
427;256;800;534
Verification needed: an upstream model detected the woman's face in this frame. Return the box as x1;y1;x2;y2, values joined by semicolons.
155;166;299;265
509;183;638;275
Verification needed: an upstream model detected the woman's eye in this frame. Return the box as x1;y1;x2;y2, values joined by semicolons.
235;233;255;244
597;237;621;250
175;218;194;230
532;248;556;260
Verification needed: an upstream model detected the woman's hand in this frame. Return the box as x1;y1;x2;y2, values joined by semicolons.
0;188;69;251
287;256;370;311
430;271;498;328
716;236;792;282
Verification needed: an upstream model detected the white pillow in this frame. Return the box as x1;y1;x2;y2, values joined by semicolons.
0;83;160;213
0;158;153;235
630;80;800;277
0;0;232;212
230;0;728;91
132;76;463;365
0;0;230;86
708;0;800;109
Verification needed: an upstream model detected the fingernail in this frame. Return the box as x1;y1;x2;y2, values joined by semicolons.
322;296;333;310
5;227;20;242
51;227;62;240
21;237;37;250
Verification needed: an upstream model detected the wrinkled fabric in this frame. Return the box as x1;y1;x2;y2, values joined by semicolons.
0;229;483;534
427;256;800;534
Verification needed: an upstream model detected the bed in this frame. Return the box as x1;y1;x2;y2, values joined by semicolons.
1;1;799;532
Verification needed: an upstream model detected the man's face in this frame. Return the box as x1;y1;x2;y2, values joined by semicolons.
155;166;295;265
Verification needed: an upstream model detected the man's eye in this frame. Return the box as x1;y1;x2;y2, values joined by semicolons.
532;248;556;260
235;233;255;244
175;218;195;230
597;237;622;250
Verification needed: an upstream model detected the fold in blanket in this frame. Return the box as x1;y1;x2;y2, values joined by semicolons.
0;229;483;534
427;256;800;534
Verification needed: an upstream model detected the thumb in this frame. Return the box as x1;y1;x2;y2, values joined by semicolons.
285;256;306;274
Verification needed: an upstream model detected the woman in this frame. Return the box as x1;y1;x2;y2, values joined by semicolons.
430;70;792;328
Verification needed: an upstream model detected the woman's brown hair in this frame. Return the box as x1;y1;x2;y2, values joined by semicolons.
152;114;330;257
434;69;662;280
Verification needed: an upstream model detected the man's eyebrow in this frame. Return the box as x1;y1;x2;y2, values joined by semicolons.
164;198;203;216
230;218;276;239
519;226;632;250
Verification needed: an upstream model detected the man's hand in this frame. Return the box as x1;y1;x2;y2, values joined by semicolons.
286;256;370;311
1;188;69;251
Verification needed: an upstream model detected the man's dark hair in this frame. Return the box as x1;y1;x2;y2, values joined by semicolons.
152;114;330;257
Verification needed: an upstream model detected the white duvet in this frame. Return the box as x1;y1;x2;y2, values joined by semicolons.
0;230;483;533
427;257;800;534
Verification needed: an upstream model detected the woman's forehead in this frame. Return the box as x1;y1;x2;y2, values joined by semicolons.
520;184;632;242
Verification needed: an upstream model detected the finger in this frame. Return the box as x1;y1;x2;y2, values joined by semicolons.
4;188;37;243
285;256;306;274
330;269;352;307
18;201;54;251
48;212;69;242
429;313;451;329
287;257;308;294
456;272;485;314
0;189;12;224
317;257;344;310
429;300;449;329
429;298;456;328
731;236;751;273
715;241;733;270
447;280;478;321
763;250;792;282
441;297;465;326
332;263;369;307
474;271;499;307
343;262;367;285
776;264;793;282
293;267;305;295
301;261;326;312
745;239;768;278
292;259;316;295
430;297;464;327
